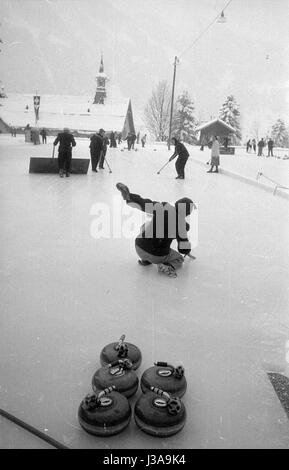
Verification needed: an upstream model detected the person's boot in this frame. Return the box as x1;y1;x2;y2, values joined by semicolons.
59;169;64;178
116;182;130;201
138;260;152;266
207;166;213;173
212;166;219;173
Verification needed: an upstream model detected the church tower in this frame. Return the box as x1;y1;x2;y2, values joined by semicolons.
93;55;108;104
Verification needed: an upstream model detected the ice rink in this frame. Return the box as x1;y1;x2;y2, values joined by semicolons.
0;135;289;449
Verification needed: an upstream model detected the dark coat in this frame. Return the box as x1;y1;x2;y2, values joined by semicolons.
90;133;104;154
172;141;189;159
128;193;191;257
54;132;76;152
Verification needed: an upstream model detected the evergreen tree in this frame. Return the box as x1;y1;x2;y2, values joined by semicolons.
173;91;198;144
219;95;242;144
271;119;289;147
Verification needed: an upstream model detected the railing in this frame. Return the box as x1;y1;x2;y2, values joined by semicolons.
256;172;289;195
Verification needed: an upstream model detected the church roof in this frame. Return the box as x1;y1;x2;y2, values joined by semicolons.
0;93;131;132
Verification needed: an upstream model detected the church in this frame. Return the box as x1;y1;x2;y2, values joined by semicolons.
0;56;136;137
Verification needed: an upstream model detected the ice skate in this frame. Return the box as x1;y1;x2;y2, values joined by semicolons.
116;182;130;201
157;263;177;278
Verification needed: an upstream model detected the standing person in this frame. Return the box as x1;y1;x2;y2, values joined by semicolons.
99;134;110;169
136;132;140;144
246;139;251;153
116;183;196;278
257;138;265;156
131;133;137;149
169;137;189;179
252;138;256;153
125;133;132;150
207;136;220;173
267;138;274;157
141;134;147;148
40;128;47;144
89;128;105;172
53;127;76;178
109;131;117;148
117;133;122;145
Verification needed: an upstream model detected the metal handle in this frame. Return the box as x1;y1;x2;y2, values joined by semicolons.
150;386;170;401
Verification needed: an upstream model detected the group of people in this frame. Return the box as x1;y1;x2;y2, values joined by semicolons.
53;128;148;177
10;126;17;137
51;127;197;277
246;138;274;156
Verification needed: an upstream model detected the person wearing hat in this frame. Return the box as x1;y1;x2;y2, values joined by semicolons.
116;182;196;277
89;128;105;172
53;127;76;177
169;137;190;179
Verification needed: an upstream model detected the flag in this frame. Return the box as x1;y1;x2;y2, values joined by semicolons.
33;95;40;122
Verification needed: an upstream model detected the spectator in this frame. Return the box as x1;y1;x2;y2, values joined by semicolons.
207;136;220;173
40;128;47;144
267;138;274;157
257;138;265;156
141;134;147;148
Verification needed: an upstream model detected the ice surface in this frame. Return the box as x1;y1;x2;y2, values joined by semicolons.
0;135;289;449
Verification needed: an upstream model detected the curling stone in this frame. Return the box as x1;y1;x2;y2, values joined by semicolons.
100;335;142;370
92;359;139;398
141;362;187;397
134;387;186;437
78;386;131;436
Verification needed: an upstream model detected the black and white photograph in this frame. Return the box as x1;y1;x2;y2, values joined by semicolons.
0;0;289;453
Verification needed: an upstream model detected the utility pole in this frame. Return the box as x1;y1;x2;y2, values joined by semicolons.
168;56;178;151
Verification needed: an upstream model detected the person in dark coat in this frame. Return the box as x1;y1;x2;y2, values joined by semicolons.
169;137;190;179
125;133;132;150
99;134;110;169
109;131;117;148
40;128;47;144
53;128;76;177
252;138;256;153
246;139;251;152
117;133;122;144
89;128;105;172
267;138;274;157
131;133;137;149
141;134;147;148
116;182;196;278
257;138;265;156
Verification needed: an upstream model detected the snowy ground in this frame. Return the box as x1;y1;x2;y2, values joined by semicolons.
0;135;289;449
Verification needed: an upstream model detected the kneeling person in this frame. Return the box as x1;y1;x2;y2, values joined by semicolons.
116;183;196;277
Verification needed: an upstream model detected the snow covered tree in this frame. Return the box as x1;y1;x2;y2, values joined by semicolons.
271;119;289;147
172;91;198;144
219;95;242;144
144;81;171;141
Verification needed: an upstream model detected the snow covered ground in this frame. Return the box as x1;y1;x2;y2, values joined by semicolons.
0;135;289;449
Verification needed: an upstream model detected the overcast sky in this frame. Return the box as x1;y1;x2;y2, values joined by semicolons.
1;0;289;135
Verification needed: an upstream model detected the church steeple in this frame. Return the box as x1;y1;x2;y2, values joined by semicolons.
93;54;108;104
